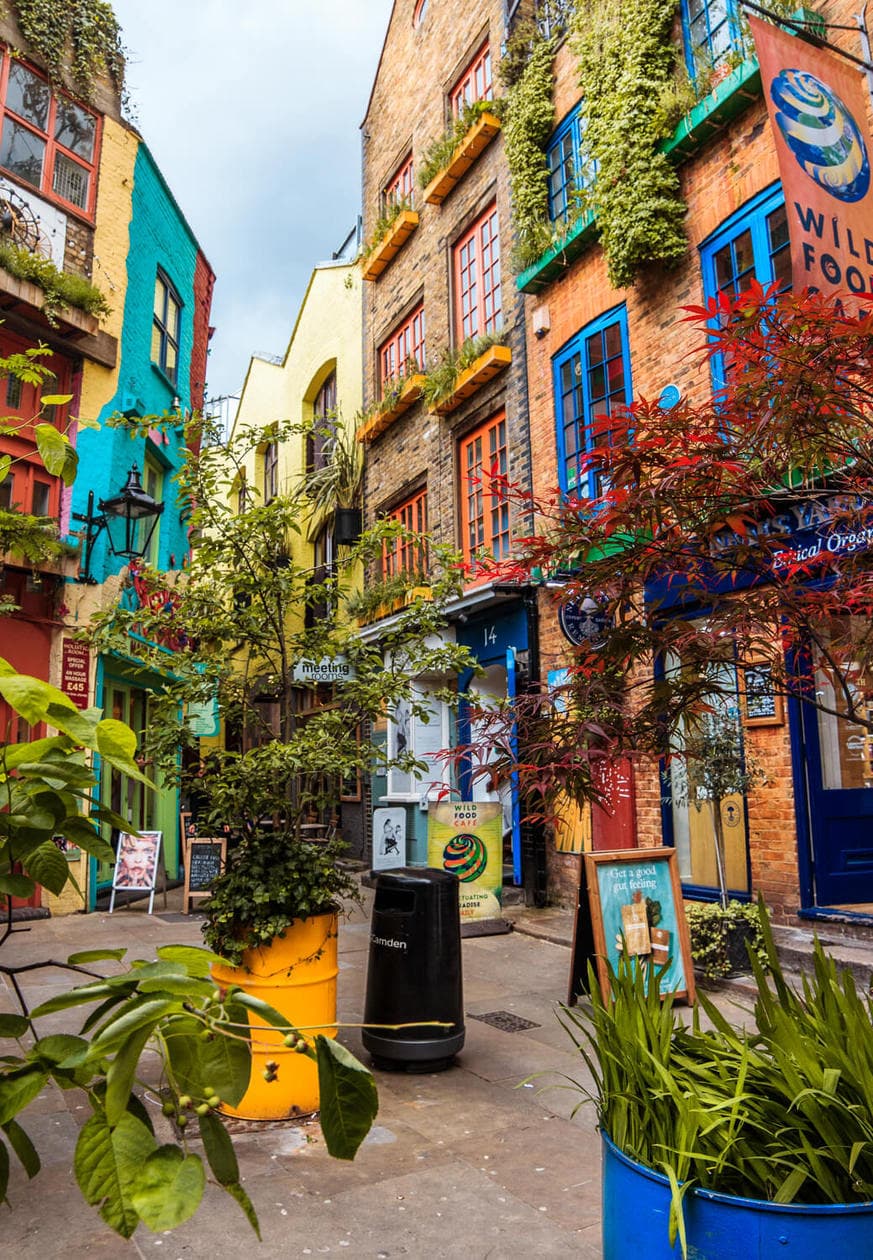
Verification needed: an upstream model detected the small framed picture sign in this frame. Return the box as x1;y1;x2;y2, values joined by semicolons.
742;661;784;726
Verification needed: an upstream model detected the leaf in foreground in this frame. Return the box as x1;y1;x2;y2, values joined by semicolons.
315;1036;378;1160
74;1108;156;1237
130;1146;206;1231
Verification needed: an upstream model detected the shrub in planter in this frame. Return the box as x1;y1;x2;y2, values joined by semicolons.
685;898;767;980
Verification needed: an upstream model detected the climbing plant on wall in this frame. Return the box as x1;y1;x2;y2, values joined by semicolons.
500;22;557;272
14;0;123;97
572;0;686;289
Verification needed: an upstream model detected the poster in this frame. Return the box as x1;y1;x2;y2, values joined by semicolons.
584;848;694;1003
428;801;502;921
372;807;407;870
109;830;163;915
750;14;873;300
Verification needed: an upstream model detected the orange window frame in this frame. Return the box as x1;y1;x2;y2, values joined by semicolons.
0;49;101;219
459;411;510;583
379;304;426;388
383;488;428;580
450;42;492;116
383;153;414;209
454;203;501;343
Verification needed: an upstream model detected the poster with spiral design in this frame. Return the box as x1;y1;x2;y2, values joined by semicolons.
427;801;502;921
750;15;873;300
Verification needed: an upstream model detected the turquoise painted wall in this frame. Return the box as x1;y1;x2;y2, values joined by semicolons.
70;141;203;583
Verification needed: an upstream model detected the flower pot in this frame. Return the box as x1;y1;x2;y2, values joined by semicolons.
601;1132;873;1259
724;917;753;973
211;912;339;1120
334;507;362;546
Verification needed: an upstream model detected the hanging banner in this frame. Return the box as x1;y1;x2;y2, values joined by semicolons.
749;15;873;298
427;801;502;922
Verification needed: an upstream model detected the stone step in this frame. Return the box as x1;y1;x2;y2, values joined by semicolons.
771;924;873;990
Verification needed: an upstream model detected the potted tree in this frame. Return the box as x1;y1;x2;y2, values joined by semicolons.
90;413;473;1120
562;902;873;1258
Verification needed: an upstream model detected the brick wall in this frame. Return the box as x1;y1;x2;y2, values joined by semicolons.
522;0;867;919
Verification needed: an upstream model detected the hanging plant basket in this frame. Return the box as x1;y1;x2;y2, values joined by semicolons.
334;507;362;546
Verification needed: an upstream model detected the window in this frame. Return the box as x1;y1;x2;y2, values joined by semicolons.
152;270;182;386
0;53;99;214
263;441;279;503
306;371;337;476
546;104;596;222
680;0;745;81
383;488;428;581
553;305;632;498
305;523;336;628
143;458;163;565
454;204;501;343
450;42;492;117
412;0;428;27
459;411;510;580
383;153;414;209
379;304;426;388
236;474;248;515
700;185;791;387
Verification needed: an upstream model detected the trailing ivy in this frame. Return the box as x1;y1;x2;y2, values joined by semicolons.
15;0;123;98
572;0;687;289
501;26;556;272
0;239;111;323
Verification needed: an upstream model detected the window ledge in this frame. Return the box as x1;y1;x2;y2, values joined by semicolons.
356;374;426;443
429;344;512;415
422;112;502;207
357;585;433;626
361;210;420;281
515;210;598;295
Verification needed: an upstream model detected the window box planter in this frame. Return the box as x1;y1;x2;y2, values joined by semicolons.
356;374;426;443
516;210;598;295
429;344;511;415
357;585;432;627
423;112;502;206
361;210;419;281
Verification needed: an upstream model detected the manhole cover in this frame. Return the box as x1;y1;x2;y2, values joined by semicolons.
469;1010;540;1032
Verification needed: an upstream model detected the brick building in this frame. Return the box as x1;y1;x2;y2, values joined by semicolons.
359;0;546;895
513;0;873;924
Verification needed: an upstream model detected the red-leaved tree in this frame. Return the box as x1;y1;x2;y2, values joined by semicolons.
456;284;873;820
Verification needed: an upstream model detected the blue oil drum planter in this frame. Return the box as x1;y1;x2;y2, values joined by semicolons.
602;1132;873;1260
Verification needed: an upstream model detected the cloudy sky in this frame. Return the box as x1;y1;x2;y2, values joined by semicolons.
111;0;393;404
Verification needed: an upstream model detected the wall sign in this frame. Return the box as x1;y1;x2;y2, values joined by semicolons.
61;639;90;709
373;807;407;871
582;847;695;1004
558;596;610;649
742;661;784;726
292;655;355;684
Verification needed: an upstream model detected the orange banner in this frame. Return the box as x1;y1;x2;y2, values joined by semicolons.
750;14;873;296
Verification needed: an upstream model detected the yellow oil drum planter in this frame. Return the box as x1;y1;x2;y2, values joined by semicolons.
211;912;339;1120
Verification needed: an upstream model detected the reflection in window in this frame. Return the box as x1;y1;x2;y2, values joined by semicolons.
815;617;873;790
152;270;182;386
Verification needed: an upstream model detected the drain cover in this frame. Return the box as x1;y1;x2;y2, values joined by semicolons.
469;1010;541;1032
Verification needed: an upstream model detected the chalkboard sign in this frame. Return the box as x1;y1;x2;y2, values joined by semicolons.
183;837;226;913
582;847;695;1005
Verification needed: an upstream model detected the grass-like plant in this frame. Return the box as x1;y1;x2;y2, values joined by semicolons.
560;898;873;1252
361;197;413;261
420;331;506;410
418;98;503;190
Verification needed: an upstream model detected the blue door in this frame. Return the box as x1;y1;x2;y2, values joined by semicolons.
802;655;873;906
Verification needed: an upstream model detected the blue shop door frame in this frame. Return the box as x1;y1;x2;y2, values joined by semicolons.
799;683;873;907
457;604;527;885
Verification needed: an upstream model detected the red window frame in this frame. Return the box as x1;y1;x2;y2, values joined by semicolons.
459;411;510;582
0;50;101;219
412;0;428;28
454;204;501;343
383;488;428;581
450;42;492;117
379;304;426;389
383;153;414;209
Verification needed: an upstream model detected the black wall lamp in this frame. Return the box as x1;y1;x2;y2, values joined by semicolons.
73;464;164;584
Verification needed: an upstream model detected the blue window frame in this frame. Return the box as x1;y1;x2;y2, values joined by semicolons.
546;104;595;223
700;183;791;386
553;305;632;498
680;0;745;81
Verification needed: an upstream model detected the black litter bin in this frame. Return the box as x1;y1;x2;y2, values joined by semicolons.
363;868;464;1071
